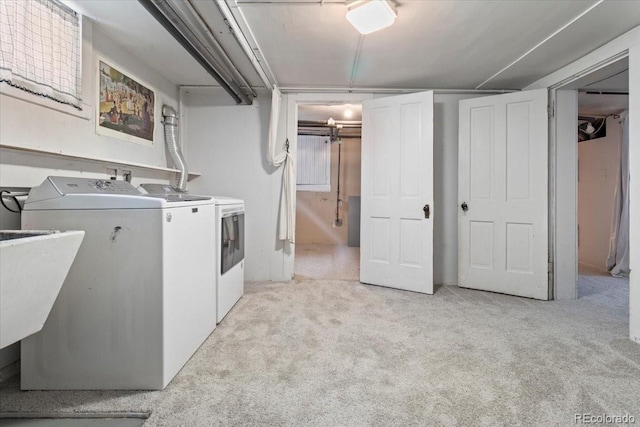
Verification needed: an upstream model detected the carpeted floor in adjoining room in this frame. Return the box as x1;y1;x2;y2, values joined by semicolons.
1;276;638;426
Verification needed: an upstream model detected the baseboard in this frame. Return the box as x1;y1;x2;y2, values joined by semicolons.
0;360;19;383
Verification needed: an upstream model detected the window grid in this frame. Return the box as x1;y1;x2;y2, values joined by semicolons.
0;0;82;108
296;135;331;191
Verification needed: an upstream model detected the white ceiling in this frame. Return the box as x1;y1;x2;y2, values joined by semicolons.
298;104;362;138
66;0;640;92
64;0;215;85
298;103;362;121
582;69;629;92
239;0;640;89
577;66;629;116
578;93;628;116
561;57;630;115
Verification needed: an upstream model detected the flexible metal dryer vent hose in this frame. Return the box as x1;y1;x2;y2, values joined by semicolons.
162;105;188;191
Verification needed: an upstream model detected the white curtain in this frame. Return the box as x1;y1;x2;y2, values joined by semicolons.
0;0;82;108
606;111;630;277
268;86;296;243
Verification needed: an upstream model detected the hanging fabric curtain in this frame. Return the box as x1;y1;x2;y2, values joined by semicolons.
606;111;630;277
0;0;82;108
268;86;295;243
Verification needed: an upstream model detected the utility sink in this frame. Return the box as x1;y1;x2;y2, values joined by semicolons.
0;230;84;349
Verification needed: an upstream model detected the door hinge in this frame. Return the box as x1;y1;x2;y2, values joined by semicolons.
547;104;555;117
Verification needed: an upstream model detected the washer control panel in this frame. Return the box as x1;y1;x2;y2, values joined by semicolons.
48;176;141;195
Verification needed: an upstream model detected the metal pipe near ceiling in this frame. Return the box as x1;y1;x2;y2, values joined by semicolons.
215;0;275;90
181;0;257;98
280;87;516;94
580;90;629;95
297;133;361;138
299;120;362;124
298;120;362;128
138;0;253;105
299;127;361;133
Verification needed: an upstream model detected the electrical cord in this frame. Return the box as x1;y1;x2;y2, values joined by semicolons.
1;190;23;213
591;116;608;136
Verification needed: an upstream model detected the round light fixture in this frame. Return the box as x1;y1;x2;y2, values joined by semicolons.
344;106;353;119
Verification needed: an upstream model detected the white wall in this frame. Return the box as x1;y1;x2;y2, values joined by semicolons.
0;20;180;369
578;116;622;271
182;87;285;281
554;90;579;300
0;21;179;188
433;94;482;285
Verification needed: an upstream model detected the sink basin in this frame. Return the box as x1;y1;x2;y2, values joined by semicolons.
0;230;84;349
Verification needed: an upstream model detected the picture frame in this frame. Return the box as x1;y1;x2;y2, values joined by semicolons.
96;58;155;146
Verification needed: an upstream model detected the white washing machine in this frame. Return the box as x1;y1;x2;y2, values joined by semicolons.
214;197;245;323
21;177;217;390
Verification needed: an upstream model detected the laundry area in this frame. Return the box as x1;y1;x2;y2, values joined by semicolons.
1;1;640;426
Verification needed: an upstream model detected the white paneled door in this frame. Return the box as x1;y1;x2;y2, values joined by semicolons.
458;89;549;300
360;91;434;294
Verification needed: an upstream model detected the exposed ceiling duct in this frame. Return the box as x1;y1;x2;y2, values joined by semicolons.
138;0;255;104
297;120;362;139
298;120;362;129
577;116;607;142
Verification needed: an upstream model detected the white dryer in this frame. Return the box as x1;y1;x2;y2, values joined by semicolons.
21;177;217;390
138;185;245;324
214;197;245;323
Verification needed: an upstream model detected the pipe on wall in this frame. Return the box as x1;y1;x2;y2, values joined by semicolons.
162;105;189;190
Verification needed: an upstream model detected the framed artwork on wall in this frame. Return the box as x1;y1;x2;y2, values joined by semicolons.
96;58;155;146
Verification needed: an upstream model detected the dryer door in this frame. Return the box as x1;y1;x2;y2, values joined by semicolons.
221;211;244;275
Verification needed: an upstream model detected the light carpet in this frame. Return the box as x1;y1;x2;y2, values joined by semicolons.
294;244;359;281
1;277;638;426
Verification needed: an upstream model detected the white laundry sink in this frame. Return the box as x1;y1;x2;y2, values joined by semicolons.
0;230;84;349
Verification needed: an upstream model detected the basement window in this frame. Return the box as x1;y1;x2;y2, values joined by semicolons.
0;0;82;109
296;135;331;192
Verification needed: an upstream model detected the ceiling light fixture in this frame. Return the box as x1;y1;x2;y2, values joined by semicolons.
346;0;397;35
344;106;353;119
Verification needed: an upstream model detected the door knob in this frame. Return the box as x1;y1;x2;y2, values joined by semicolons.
423;204;430;219
461;202;468;212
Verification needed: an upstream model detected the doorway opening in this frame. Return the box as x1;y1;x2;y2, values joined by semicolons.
554;56;630;303
293;103;362;281
577;76;629;299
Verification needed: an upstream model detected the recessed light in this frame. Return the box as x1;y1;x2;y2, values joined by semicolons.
344;107;353;119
